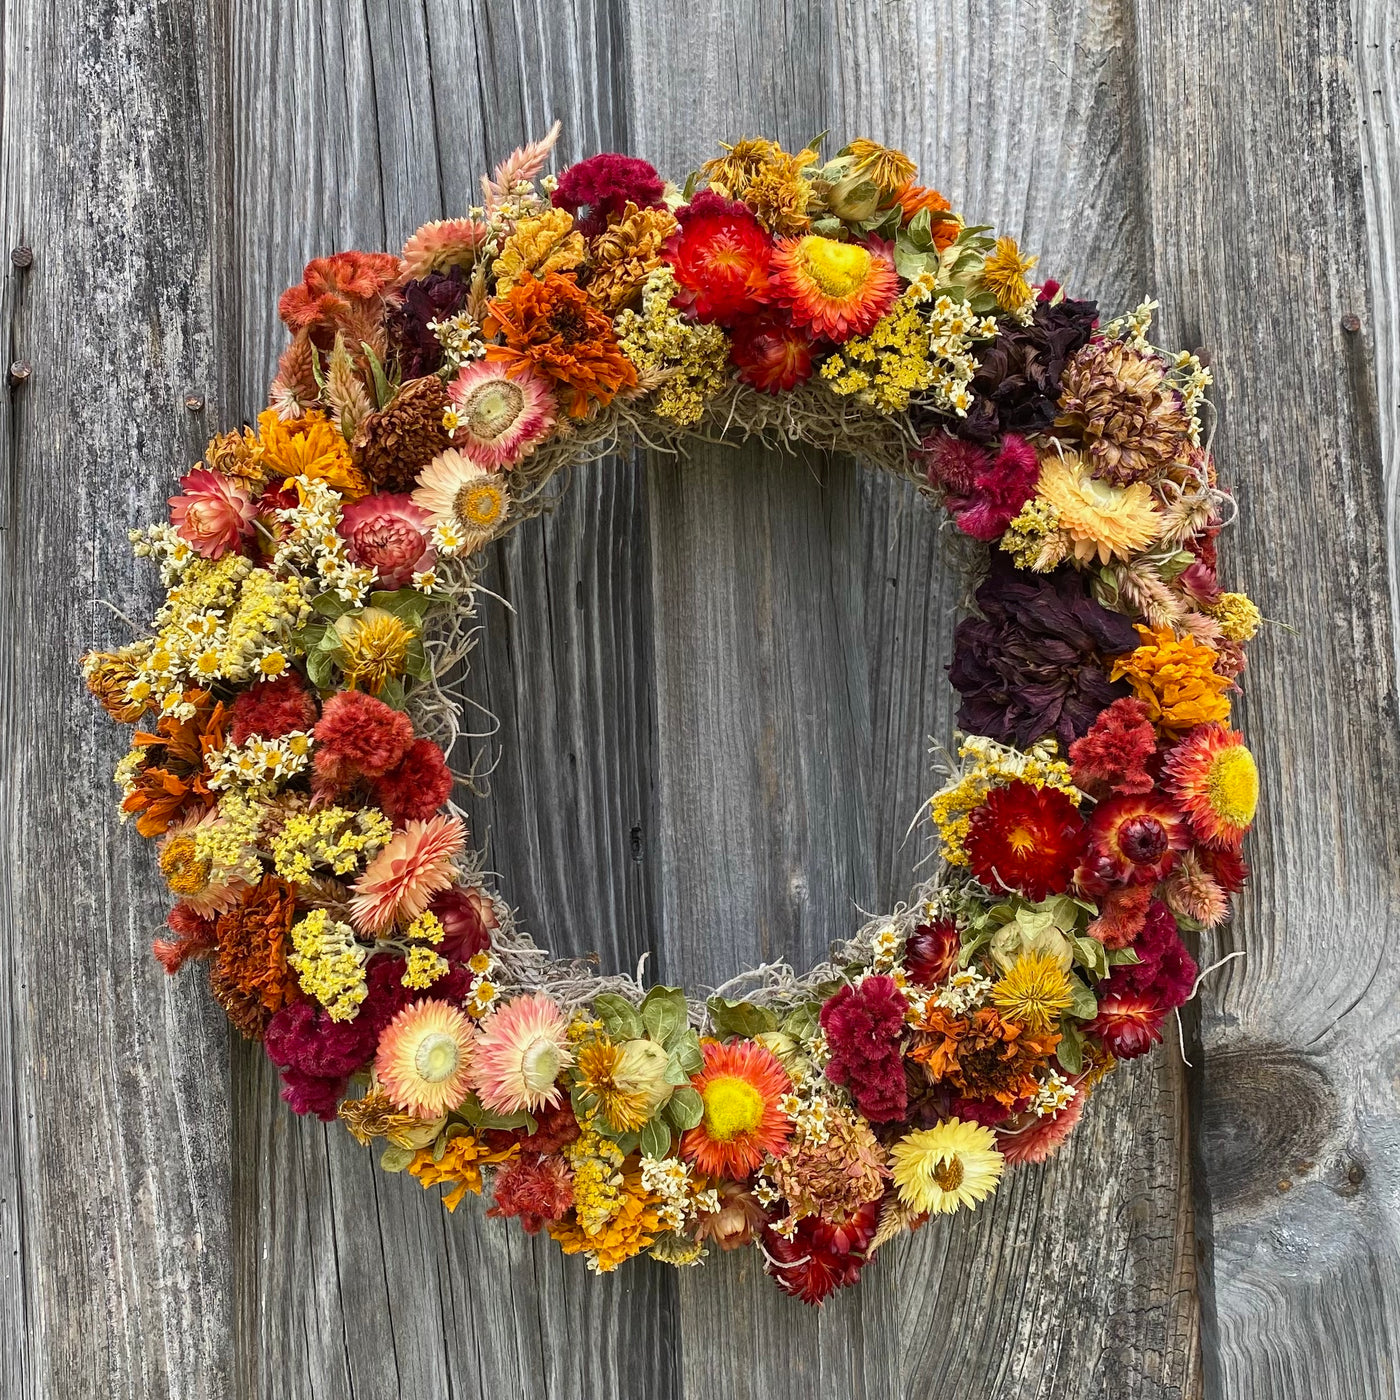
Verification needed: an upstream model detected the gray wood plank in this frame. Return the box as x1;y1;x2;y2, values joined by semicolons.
0;0;235;1395
1135;2;1400;1397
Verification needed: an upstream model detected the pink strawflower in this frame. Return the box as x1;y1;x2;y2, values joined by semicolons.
337;492;434;588
169;468;256;558
375;998;476;1117
350;815;466;933
999;1092;1085;1164
820;975;909;1122
371;737;455;825
312;690;415;787
471;993;573;1114
446;361;556;470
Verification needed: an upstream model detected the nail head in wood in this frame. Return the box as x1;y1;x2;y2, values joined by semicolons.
10;245;33;269
1342;313;1361;333
9;360;31;385
184;394;206;412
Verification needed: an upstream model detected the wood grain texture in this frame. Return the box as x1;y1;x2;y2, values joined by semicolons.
0;0;234;1396
1135;0;1400;1395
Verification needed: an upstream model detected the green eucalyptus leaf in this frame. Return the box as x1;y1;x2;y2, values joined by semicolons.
1107;947;1143;967
305;648;335;692
641;985;689;1045
811;216;844;238
893;245;933;282
663;1053;690;1087
403;636;432;683
370;588;433;630
312;592;357;621
665;1086;704;1130
380;1145;416;1173
374;676;407;710
1057;1020;1085;1075
1066;977;1098;1021
592;993;646;1040
706;997;778;1040
613;1131;640;1157
781;1004;820;1042
640;1117;672;1160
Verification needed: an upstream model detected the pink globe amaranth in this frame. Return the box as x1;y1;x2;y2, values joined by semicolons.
337;492;434;589
169;468;256;558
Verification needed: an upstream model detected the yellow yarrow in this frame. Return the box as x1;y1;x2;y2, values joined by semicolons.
999;497;1070;572
820;278;941;414
562;1123;628;1236
549;1154;662;1273
615;268;729;425
272;805;393;882
288;909;369;1021
401;945;450;990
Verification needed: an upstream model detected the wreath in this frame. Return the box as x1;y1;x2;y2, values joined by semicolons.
84;126;1260;1303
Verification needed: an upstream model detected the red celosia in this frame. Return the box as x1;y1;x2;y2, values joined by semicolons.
665;191;774;325
429;884;497;963
229;672;318;746
278;251;403;348
488;1156;574;1233
370;737;454;826
904;918;960;987
152;903;218;974
1080;793;1189;889
728;314;816;392
1102;900;1197;1008
951;1094;1012;1127
965;780;1087;901
1068;696;1159;797
763;1198;880;1305
312;690;415;786
551;153;665;237
1085;884;1153;949
524;1098;582;1156
927;434;1040;542
820;975;908;1122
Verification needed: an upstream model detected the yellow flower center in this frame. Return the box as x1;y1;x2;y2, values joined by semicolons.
797;236;872;299
701;1075;765;1141
1006;825;1036;855
414;1030;462;1084
1208;745;1259;826
520;1037;565;1093
338;608;413;693
454;480;507;532
462;380;525;442
932;1155;964;1192
158;836;210;895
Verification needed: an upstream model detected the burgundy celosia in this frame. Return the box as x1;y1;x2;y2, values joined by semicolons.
312;690;415;787
1100;900;1197;1008
1068;696;1159;797
369;736;455;826
763;1198;880;1305
820;975;908;1122
229;672;319;746
927;433;1040;542
551;153;665;237
488;1156;574;1233
389;268;469;377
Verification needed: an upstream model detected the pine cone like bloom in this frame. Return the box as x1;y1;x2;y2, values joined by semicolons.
351;376;456;492
313;689;415;787
820;975;909;1122
209;875;302;1040
388;269;469;378
492;208;586;294
1056;339;1191;485
371;738;454;827
586;203;680;313
762;1198;879;1305
949;560;1139;749
485;272;639;417
770;1106;888;1223
1099;900;1197;1008
999;1091;1084;1165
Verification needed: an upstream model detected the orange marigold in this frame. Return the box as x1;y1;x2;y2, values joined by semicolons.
121;691;227;837
208;875;301;1039
547;1168;662;1272
484;272;638;418
909;1005;1059;1109
893;182;960;249
1110;624;1233;737
409;1132;520;1212
254;408;370;500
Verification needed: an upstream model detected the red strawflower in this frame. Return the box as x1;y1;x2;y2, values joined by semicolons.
1080;793;1189;889
1069;697;1159;797
551;153;665;237
337;492;434;589
370;737;454;825
820;975;909;1123
926;434;1040;542
230;672;319;746
488;1155;574;1233
904;918;960;987
312;690;415;787
1198;845;1250;895
728;314;816;392
1086;993;1167;1060
1085;885;1153;949
429;884;497;962
152;903;218;974
965;781;1087;901
763;1198;880;1304
665;191;774;325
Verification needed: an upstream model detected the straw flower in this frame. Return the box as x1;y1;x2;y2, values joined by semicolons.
350;814;466;933
472;993;573;1114
376;998;476;1118
1034;449;1160;564
890;1119;1005;1214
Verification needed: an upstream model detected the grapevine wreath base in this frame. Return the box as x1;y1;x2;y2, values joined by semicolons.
84;126;1261;1302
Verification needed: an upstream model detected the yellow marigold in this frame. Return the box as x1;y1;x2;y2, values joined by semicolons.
1111;624;1233;736
254;408;369;500
1209;591;1262;642
587;203;680;313
409;1132;518;1212
548;1165;662;1273
492;208;585;293
1035;449;1160;565
701;137;817;235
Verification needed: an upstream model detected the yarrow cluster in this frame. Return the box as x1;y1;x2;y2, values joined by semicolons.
84;128;1260;1303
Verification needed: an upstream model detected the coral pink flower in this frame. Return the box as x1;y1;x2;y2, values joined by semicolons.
337;492;434;588
312;690;415;787
446;361;556;470
471;993;573;1114
681;1039;792;1179
350;815;466;933
169;468;255;558
999;1092;1085;1165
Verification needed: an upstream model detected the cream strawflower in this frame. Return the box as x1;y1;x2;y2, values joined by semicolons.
1035;448;1160;564
471;992;574;1113
411;449;511;557
375;998;476;1118
890;1118;1005;1214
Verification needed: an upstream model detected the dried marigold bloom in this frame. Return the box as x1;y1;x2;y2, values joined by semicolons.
492;208;586;294
82;649;148;723
209;875;302;1040
911;1004;1058;1109
121;691;227;837
1110;625;1233;738
586;202;679;313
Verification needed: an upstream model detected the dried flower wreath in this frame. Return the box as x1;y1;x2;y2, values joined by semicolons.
84;125;1259;1301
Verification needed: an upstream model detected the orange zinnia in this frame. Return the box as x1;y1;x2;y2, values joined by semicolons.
209;875;302;1038
122;691;227;837
484;272;638;417
910;1005;1058;1109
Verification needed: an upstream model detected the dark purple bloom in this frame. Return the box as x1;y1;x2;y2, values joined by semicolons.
958;297;1098;444
949;559;1139;748
388;268;469;378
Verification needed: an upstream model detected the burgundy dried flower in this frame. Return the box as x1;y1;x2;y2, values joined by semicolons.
927;434;1040;542
949;559;1139;749
429;884;497;962
1100;900;1197;1008
904;918;961;987
388;268;469;378
762;1198;880;1305
370;737;454;826
820;975;909;1123
551;153;665;237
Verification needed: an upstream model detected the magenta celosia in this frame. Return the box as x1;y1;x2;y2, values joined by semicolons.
820;975;908;1122
1100;899;1197;1008
927;434;1040;542
551;153;665;236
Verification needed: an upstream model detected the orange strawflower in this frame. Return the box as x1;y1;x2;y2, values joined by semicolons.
769;235;899;343
1163;723;1259;850
547;1167;662;1272
484;272;638;417
209;875;301;1039
910;1005;1058;1109
1111;624;1233;737
681;1039;792;1179
409;1131;519;1212
121;690;227;837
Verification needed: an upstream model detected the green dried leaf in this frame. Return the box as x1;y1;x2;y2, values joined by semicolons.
380;1145;416;1173
640;1117;672;1160
706;997;778;1039
665;1086;704;1131
1057;1020;1085;1075
641;985;688;1045
592;993;645;1040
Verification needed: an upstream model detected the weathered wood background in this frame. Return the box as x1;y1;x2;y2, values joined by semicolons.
1;0;1398;1395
